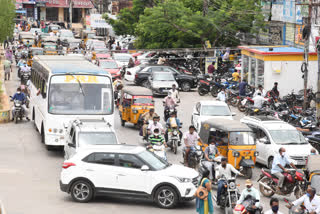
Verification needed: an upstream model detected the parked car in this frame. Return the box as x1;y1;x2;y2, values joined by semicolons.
134;65;198;91
97;59;121;80
191;100;235;130
113;53;134;67
149;72;178;96
64;119;119;160
124;64;149;82
60;145;199;208
240;116;315;168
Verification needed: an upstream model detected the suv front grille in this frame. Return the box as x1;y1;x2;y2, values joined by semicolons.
290;156;307;161
159;88;170;92
192;176;199;187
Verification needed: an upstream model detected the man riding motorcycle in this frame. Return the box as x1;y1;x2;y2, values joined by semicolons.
203;138;221;181
286;186;320;214
148;128;167;147
183;125;203;167
168;84;180;103
163;91;177;121
11;87;30;121
216;157;243;205
141;109;159;140
165;111;182;143
147;116;164;135
237;179;261;214
271;147;297;192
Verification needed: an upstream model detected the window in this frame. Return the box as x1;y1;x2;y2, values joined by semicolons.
229;132;255;145
151;67;163;72
118;154;144;169
79;132;117;146
85;153;115;165
196;102;200;113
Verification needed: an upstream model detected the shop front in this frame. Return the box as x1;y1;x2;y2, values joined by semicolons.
239;46;318;96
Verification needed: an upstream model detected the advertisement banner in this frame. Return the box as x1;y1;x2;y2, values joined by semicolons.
285;23;295;45
296;5;308;24
283;0;295;23
295;24;304;46
90;14;109;28
205;57;217;74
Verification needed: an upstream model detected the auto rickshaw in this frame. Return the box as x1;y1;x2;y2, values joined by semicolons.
41;37;58;55
19;32;35;46
27;47;44;66
306;155;320;195
198;118;257;178
119;86;154;128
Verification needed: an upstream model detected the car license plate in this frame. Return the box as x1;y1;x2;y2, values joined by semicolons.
297;160;306;165
162;89;168;92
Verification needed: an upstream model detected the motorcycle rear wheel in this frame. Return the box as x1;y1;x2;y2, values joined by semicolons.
210;87;220;97
237;103;246;112
259;177;275;197
198;87;207;96
230;97;238;107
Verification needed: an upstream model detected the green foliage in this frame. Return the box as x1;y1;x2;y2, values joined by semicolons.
106;0;264;48
0;0;15;43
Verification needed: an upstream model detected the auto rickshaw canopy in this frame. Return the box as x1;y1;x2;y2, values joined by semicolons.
307;155;320;174
122;86;153;96
199;118;252;144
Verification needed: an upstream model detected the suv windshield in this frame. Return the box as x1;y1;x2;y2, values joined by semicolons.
137;150;169;170
79;132;117;145
201;105;231;116
269;130;307;144
153;73;175;81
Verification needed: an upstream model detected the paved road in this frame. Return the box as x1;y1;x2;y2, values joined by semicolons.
0;66;296;214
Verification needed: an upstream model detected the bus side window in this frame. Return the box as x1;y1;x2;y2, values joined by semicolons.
41;79;47;98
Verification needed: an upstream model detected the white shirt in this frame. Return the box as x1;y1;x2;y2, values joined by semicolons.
183;131;200;147
264;210;284;214
253;89;266;97
169;89;180;102
111;44;116;50
217;91;227;102
49;32;54;37
147;122;164;134
292;194;320;213
252;95;268;109
216;163;240;180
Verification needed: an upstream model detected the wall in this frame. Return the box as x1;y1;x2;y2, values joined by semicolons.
58;7;64;22
40;7;45;20
264;60;318;96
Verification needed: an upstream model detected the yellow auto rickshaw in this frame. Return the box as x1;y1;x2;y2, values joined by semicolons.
119;86;154;128
306;155;320;195
19;32;35;47
27;47;44;66
198;118;257;178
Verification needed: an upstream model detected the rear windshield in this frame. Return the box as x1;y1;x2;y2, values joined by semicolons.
79;132;117;145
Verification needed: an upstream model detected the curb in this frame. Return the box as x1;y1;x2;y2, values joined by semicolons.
0;46;10;123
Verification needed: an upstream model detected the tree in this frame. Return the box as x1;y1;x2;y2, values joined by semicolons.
0;0;15;43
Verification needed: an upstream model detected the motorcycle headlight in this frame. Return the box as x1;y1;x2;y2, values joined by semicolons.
229;182;236;189
173;177;192;183
232;151;240;157
173;130;178;135
196;151;203;156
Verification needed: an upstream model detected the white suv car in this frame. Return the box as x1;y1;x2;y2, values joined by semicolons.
64;119;119;160
60;145;199;208
240;116;315;168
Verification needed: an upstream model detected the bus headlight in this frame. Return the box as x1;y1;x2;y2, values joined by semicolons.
53;128;58;133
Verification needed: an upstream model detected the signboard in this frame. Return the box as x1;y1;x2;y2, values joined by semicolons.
272;3;283;21
296;5;308;24
295;24;304;46
283;0;295;23
269;24;283;45
45;0;93;8
89;14;109;28
285;23;295;45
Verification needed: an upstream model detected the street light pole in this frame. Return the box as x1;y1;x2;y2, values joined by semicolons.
69;0;73;29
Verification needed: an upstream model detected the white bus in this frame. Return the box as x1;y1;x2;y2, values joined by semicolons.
30;55;114;150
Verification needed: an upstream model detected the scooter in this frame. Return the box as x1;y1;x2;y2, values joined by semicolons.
147;143;167;161
183;145;203;169
167;127;181;154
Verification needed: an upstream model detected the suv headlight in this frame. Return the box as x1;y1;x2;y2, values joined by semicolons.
174;177;192;183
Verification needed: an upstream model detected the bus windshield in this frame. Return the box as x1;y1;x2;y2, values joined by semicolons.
48;75;113;115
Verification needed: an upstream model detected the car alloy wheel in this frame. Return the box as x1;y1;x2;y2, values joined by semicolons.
181;82;191;92
155;186;178;208
71;180;93;202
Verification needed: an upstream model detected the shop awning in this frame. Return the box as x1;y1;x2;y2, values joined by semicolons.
46;0;94;8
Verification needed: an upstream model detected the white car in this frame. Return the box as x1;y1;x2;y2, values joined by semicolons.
191;100;235;130
64;119;119;160
60;145;199;208
124;64;148;82
113;53;133;67
240;116;316;168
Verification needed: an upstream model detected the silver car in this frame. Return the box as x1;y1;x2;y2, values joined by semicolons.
149;72;179;96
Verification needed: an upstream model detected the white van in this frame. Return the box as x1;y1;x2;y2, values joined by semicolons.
240;116;315;168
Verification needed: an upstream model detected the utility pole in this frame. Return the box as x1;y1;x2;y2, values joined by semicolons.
69;0;73;29
302;0;312;110
317;38;320;123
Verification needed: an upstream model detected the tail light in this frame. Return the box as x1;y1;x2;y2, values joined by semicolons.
135;74;138;79
62;162;76;169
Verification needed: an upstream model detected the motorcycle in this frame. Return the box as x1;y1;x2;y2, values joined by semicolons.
167;127;181;154
20;70;31;85
215;174;241;214
147;143;167;161
284;198;309;214
198;156;223;182
257;168;307;199
233;195;262;214
183;145;203;169
11;99;24;124
164;106;177;122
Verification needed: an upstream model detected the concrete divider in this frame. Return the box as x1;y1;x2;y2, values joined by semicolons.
0;47;10;123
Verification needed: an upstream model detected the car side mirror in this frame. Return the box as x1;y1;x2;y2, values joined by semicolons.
68;143;75;148
141;165;150;171
194;112;200;116
260;138;270;144
232;112;236;116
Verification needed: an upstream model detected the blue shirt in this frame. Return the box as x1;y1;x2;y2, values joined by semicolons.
12;92;26;102
271;154;291;174
239;81;247;96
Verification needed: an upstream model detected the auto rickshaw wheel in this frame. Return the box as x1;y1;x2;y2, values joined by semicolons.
121;119;125;127
243;167;253;179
